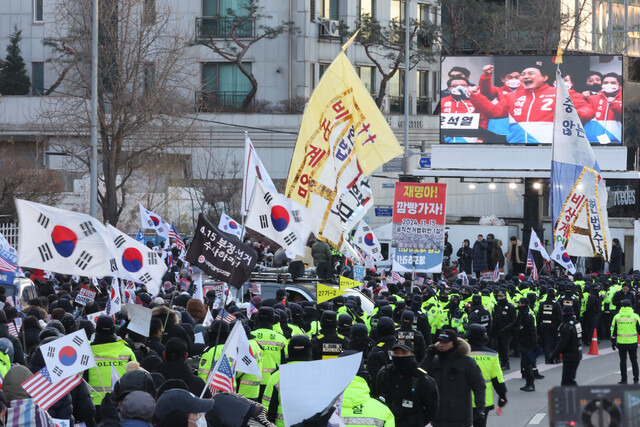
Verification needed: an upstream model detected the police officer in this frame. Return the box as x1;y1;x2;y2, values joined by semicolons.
395;310;426;363
197;320;229;382
262;335;313;426
582;284;602;346
252;307;288;398
513;298;537;392
466;294;491;333
85;316;136;407
537;288;562;364
408;295;431;343
558;284;581;321
374;340;439;427
611;300;640;384
367;317;397;384
466;325;507;427
549;306;583;386
310;310;349;360
491;290;516;370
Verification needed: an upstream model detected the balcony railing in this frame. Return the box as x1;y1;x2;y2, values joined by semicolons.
195;16;254;40
389;96;405;114
196;90;251;112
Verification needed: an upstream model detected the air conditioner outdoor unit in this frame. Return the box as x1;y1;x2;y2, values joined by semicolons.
319;19;339;37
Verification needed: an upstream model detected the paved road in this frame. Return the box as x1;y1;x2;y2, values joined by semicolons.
485;342;621;427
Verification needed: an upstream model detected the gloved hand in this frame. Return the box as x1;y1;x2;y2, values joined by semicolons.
612;339;617;351
427;344;437;358
473;408;485;422
498;397;508;408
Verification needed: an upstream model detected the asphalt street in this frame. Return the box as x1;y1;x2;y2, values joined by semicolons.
485;342;622;427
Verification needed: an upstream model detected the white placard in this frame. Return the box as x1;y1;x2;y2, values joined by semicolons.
126;303;152;337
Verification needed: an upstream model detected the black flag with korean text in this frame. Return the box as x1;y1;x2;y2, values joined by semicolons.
185;214;257;289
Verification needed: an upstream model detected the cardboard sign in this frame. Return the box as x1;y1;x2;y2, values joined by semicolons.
127;303;152;337
75;285;97;306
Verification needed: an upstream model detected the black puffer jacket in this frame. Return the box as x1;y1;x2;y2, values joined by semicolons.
420;338;486;427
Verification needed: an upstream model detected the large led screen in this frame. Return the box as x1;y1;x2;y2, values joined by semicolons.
439;55;623;144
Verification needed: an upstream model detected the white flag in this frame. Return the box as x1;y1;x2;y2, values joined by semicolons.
225;322;262;379
40;329;96;384
203;309;214;327
106;277;122;316
218;212;243;240
528;229;550;261
111;364;121;390
0;232;16;256
246;179;318;257
139;204;170;239
340;238;365;264
16;199;113;277
105;224;166;296
352;220;383;261
242;136;276;215
193;274;204;301
550;243;577;274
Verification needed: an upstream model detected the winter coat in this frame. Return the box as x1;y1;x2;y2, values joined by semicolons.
491;241;505;268
311;240;332;265
154;360;206;396
506;240;525;266
0;324;25;365
421;338;486;427
471;240;488;272
610;245;623;273
457;246;472;274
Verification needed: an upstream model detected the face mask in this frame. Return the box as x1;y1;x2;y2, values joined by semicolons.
588;83;602;92
602;84;619;94
505;79;521;89
497;298;507;306
189;414;207;427
392;355;417;374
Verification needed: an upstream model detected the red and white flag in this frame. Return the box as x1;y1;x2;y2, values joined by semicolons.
491;264;500;282
7;323;17;338
21;368;81;411
391;271;403;283
527;251;538;281
206;354;235;394
216;309;235;325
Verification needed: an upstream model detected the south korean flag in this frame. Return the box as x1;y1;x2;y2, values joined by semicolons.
139;204;170;239
106;224;167;296
40;329;96;384
245;180;319;256
15;199;112;277
352;220;384;261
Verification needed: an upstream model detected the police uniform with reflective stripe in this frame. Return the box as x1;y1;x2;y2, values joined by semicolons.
252;328;288;387
86;340;136;405
261;370;285;427
197;344;225;382
340;375;395;427
469;348;505;410
611;307;640;344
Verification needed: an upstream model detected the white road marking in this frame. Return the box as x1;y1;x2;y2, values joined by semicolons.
529;413;546;424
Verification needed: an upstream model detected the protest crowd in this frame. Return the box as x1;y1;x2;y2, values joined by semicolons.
0;221;631;427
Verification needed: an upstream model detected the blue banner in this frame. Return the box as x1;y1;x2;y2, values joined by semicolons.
0;248;18;285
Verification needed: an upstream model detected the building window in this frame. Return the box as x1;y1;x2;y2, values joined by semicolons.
310;62;315;91
419;2;436;24
417;70;432;114
203;0;249;16
322;0;339;20
357;0;374;19
199;0;252;39
144;62;155;94
319;63;330;79
144;0;156;25
32;62;44;95
389;69;405;114
390;0;405;22
33;0;43;22
310;0;316;22
200;62;252;110
356;65;376;95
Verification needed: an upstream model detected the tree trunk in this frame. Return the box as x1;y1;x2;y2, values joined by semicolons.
376;76;390;108
241;68;258;111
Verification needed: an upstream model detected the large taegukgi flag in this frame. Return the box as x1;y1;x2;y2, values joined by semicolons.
285;50;403;249
551;69;611;261
15;199;113;277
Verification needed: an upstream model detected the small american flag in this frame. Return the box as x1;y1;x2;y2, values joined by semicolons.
248;302;258;317
528;251;538;281
7;322;17;338
391;272;403;283
21;367;81;411
180;278;190;290
216;309;235;324
491;264;500;282
248;282;261;294
169;222;185;251
207;354;235;393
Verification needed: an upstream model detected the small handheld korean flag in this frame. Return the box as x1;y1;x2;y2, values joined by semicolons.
529;229;550;261
139;204;170;239
16;199;113;277
352;220;384;261
40;329;96;384
245;180;318;257
550;243;577;274
106;277;122;316
218;213;243;240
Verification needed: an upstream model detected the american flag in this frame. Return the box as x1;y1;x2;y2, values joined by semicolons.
491;264;500;282
207;354;235;393
248;282;260;294
169;222;185;251
7;322;17;338
21;368;81;411
0;256;16;273
179;277;190;290
527;251;538;280
391;272;403;283
248;302;258;317
216;309;235;324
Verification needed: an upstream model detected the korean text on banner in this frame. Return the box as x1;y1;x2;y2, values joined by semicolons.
339;276;360;291
551;69;611;261
75;285;97;306
392;183;447;273
317;283;346;304
285;51;403;249
185;214;258;288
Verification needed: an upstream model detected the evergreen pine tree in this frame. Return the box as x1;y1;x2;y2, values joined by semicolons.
0;26;31;95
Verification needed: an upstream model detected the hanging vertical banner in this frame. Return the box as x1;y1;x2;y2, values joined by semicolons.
391;183;447;273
